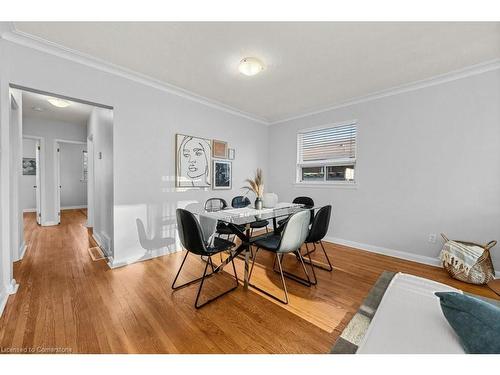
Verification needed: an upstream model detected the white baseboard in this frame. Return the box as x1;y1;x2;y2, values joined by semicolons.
0;289;8;318
61;205;87;210
325;236;500;278
42;221;59;227
108;247;180;269
325;236;442;267
16;242;27;261
92;232;111;258
0;280;19;318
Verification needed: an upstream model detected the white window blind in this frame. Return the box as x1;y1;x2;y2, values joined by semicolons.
298;122;357;165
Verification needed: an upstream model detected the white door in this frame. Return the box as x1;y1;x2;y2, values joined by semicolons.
35;141;42;225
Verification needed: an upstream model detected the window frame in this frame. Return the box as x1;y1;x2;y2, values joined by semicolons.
295;120;358;187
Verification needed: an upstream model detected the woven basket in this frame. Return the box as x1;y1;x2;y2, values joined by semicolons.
440;233;496;285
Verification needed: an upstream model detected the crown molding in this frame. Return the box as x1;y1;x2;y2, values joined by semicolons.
1;28;270;125
0;22;15;37
269;58;500;125
3;25;499;127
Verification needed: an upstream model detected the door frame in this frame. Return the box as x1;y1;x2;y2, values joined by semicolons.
23;135;45;226
54;139;87;224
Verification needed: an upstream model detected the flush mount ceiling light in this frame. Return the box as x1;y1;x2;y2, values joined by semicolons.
47;97;71;108
238;57;265;76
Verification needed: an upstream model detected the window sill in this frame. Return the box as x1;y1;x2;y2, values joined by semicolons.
293;182;358;189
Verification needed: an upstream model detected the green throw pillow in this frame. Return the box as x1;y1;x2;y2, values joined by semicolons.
435;292;500;354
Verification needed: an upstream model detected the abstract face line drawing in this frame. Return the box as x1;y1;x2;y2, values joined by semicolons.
176;134;211;187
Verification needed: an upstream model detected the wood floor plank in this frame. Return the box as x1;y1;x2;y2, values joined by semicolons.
0;210;497;353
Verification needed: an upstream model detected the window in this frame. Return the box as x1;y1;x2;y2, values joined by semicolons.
297;121;357;184
82;150;88;182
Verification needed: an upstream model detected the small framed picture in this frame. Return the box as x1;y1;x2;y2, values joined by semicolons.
213;160;232;190
228;148;235;160
212;139;228;159
22;158;36;175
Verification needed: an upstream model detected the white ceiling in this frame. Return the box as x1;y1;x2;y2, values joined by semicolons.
22;90;93;126
14;22;500;123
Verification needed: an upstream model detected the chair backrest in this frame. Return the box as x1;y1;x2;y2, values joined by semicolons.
306;205;332;243
278;210;311;253
231;196;251;208
176;208;208;255
293;196;314;207
204;198;228;212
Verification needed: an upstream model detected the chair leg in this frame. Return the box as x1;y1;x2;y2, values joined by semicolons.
194;256;239;309
172;252;238;309
273;251;313;286
302;241;333;272
249;250;289;304
303;244;317;285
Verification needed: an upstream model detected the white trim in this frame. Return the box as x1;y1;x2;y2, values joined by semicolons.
108;247;180;269
54;139;87;224
42;221;58;227
0;289;8;318
61;205;87;210
270;59;500;125
2;29;269;125
293;182;358;189
7;279;19;294
325;236;443;268
23;208;37;213
327;237;500;278
3;29;500;126
16;242;27;261
23;134;45;225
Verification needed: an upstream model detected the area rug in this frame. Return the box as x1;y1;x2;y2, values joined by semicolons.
330;271;396;354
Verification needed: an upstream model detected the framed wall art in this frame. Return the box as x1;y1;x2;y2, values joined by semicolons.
212;160;232;190
175;133;211;188
212;139;228;159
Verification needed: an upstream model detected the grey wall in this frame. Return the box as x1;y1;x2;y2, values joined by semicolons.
59;142;87;208
268;69;500;270
20;137;36;210
0;36;269;268
23;116;87;224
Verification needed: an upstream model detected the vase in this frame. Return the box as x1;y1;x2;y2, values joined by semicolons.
262;193;278;208
255;197;263;210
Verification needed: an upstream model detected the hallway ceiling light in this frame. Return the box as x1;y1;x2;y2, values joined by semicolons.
47;97;71;108
238;57;265;76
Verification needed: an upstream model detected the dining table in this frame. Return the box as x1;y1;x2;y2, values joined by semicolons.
201;202;316;289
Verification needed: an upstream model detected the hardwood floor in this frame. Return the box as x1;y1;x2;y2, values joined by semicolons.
0;209;497;353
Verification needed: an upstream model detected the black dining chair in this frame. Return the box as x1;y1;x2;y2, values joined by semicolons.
248;210;313;304
231;195;269;237
302;205;333;272
277;196;315;229
172;208;238;309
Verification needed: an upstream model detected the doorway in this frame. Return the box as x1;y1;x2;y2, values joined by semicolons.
54;139;88;224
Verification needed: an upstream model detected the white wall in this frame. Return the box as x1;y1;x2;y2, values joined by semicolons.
0;33;269;270
268;69;500;270
20;137;36;210
87;107;113;255
59;142;87;208
23;116;87;224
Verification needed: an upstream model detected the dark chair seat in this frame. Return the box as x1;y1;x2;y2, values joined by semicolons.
250;219;269;229
207;236;235;253
253;234;281;251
